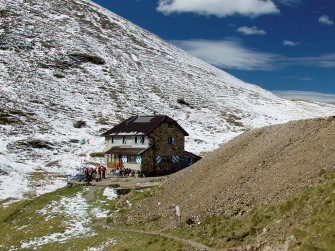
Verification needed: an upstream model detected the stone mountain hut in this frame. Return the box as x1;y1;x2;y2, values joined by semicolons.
101;115;201;176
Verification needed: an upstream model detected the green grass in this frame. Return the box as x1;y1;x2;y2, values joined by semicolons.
122;186;163;207
89;152;105;158
17;139;54;150
0;112;16;124
177;98;194;108
0;185;190;250
177;98;189;106
110;183;120;188
53;73;65;78
223;112;244;127
0;186;82;249
69;53;105;65
87;187;117;212
5;169;335;250
36;228;188;251
0;108;21;125
73;120;86;128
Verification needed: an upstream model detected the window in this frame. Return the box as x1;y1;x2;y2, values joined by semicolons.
168;136;174;144
134;136;145;144
111;137;115;144
122;137;126;144
128;155;137;163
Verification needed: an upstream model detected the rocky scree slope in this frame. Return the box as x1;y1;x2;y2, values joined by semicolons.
1;0;335;201
126;117;335;227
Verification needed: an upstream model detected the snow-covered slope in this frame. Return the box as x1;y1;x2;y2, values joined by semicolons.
1;0;335;201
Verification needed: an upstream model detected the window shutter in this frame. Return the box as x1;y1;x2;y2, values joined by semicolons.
122;155;128;163
136;156;142;164
172;156;179;163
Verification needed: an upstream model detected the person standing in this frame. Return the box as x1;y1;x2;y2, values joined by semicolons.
101;166;106;179
98;165;102;181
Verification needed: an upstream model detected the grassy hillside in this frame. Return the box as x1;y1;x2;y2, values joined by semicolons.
1;168;335;250
0;186;188;250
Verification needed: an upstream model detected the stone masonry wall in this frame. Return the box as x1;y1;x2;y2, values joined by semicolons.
141;122;185;176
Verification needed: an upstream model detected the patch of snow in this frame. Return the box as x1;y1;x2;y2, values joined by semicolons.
90;207;109;218
131;54;139;62
21;192;94;248
103;187;117;200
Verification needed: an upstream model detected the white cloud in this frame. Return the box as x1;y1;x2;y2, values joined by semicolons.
171;39;277;70
318;15;334;25
172;38;335;71
156;0;280;18
292;54;335;68
298;77;313;81
280;76;313;81
273;90;335;104
237;26;266;35
282;40;299;46
275;0;301;6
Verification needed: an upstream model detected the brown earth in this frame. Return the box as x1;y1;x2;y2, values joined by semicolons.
122;116;335;227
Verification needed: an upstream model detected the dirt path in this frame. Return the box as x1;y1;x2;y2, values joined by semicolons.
120;229;217;251
84;186;103;201
91;174;166;187
91;174;168;187
91;222;217;251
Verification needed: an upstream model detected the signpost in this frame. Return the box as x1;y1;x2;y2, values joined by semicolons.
175;205;181;227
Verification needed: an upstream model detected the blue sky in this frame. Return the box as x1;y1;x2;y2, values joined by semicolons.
92;0;335;104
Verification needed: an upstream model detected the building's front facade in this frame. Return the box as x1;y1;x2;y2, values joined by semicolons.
101;115;200;176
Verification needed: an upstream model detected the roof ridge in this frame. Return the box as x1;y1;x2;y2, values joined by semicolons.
100;115;189;137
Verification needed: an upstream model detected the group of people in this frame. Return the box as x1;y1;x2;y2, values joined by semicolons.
111;166;136;177
84;165;107;182
84;165;142;181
